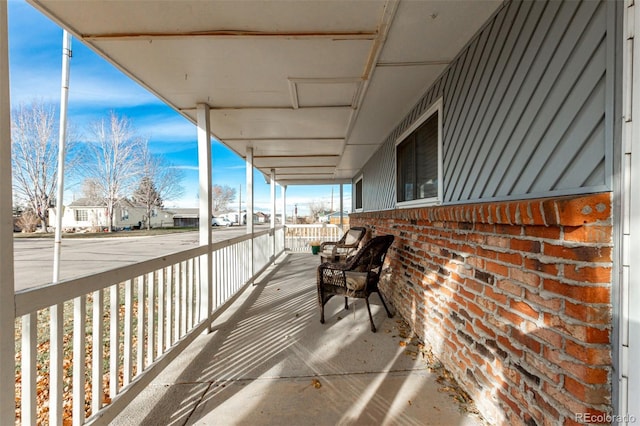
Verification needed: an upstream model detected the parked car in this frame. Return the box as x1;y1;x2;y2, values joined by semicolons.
211;216;232;227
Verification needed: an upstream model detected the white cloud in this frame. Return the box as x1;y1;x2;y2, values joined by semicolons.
136;115;196;143
173;165;200;171
68;77;158;108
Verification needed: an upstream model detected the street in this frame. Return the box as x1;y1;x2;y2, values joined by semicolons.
13;225;259;291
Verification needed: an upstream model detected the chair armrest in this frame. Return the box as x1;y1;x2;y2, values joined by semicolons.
320;241;337;251
318;261;349;272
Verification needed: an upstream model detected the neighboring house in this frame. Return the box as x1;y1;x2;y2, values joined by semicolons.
49;198;175;230
171;208;200;227
254;211;269;224
221;211;268;225
319;211;350;225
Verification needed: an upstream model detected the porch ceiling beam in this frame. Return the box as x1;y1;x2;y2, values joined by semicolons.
82;30;378;41
181;106;353;112
275;172;335;176
252;155;340;159
276;179;351;185
376;60;451;67
267;165;338;169
342;0;398;154
222;137;344;142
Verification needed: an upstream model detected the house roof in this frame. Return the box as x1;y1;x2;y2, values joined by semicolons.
68;197;106;207
169;208;200;218
27;0;503;186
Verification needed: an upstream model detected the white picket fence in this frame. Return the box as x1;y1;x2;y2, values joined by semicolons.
284;224;345;252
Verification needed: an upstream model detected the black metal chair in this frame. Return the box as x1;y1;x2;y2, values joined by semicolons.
317;234;394;332
318;226;366;263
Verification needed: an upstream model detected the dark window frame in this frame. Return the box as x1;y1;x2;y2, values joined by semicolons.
355;177;363;210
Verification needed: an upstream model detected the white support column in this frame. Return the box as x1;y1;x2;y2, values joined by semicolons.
0;4;15;424
270;169;276;260
281;185;287;224
280;184;287;249
246;147;254;277
196;104;212;327
339;184;344;229
246;147;254;235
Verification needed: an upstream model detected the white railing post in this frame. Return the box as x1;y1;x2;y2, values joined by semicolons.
0;4;15;424
136;276;145;374
21;313;37;425
157;270;165;357
196;103;213;329
50;303;64;426
92;290;104;415
109;285;119;399
72;296;86;425
166;266;173;347
146;272;155;365
123;280;133;386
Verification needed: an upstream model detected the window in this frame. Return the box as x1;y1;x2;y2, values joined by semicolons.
396;100;442;206
121;209;129;221
75;209;88;221
355;177;363;210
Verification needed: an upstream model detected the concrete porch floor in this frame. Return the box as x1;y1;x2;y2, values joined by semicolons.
111;253;486;426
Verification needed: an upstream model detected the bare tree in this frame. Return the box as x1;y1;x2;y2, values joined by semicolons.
11;101;77;230
80;112;143;231
80;178;104;203
131;147;184;230
308;200;328;222
212;184;236;214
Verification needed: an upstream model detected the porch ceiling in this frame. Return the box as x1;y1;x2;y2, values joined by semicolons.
27;0;502;186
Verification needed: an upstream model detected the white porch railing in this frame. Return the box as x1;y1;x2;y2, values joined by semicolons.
284;224;344;252
13;226;284;425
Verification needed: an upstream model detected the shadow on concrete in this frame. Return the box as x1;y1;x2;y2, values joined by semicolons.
114;254;484;426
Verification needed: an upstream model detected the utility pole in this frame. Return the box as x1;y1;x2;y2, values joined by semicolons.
331;186;334;213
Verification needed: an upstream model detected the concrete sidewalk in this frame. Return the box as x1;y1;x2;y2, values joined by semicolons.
111;253;486;426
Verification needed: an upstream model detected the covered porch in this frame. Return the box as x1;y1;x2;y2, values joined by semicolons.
1;0;635;425
108;253;482;426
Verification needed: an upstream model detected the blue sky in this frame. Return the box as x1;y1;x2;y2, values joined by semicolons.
7;0;351;216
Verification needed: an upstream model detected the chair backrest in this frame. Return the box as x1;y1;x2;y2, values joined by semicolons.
344;227;365;245
337;226;366;247
347;234;394;272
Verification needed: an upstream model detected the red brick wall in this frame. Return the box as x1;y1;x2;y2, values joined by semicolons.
350;193;613;426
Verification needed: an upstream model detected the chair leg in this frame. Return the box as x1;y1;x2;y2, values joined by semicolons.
320;302;325;324
344;297;349;310
365;297;376;333
377;291;393;318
